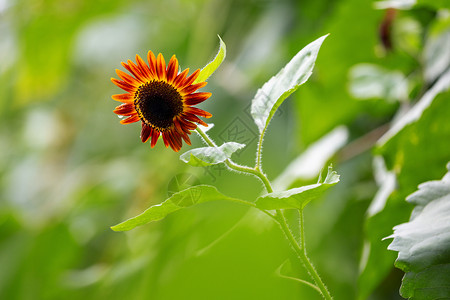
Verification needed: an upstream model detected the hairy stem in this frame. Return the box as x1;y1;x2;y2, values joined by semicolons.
195;127;273;192
194;126;332;299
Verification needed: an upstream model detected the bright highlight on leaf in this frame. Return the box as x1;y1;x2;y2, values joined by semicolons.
193;36;226;84
180;142;245;166
385;162;450;299
250;34;328;135
256;165;339;210
111;185;243;231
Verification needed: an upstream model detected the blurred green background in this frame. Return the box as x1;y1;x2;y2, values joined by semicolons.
1;0;449;299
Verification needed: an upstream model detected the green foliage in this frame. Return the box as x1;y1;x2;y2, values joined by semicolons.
111;185;245;231
349;64;409;101
256;166;339;210
193;36;226;84
250;34;328;135
180;142;245;166
386;163;450;299
2;0;450;299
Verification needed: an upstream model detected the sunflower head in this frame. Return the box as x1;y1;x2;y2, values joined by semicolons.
111;52;212;152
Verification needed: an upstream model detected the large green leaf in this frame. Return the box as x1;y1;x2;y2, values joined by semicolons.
250;34;328;135
359;84;450;300
386;163;450;299
111;185;245;231
179;142;245;167
193;36;226;84
256;165;339;210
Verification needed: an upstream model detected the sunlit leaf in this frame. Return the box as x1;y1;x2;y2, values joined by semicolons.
273;126;348;191
386;163;450;299
378;69;450;146
193;36;226;84
180;142;245;167
111;185;245;231
349;64;409;102
250;34;328;135
256;165;339;210
360;82;450;300
424;16;450;83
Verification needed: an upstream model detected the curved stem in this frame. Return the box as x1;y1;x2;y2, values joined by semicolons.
195;127;217;147
195;127;273;193
276;260;321;293
194;126;332;299
276;210;332;300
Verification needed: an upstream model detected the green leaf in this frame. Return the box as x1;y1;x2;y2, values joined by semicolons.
193;36;226;84
250;34;328;135
256;165;339;210
378;69;450;146
180;142;245;167
424;16;450;83
348;64;409;102
111;185;243;231
273;126;348;191
386;163;450;299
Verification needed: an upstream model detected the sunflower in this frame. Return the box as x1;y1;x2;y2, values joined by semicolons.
111;52;212;152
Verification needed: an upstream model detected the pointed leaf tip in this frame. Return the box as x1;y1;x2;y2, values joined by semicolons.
193;36;226;84
256;164;339;210
250;34;328;135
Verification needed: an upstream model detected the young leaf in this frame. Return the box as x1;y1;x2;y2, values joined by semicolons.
256;165;339;210
385;163;450;299
180;142;245;167
250;34;328;135
193;36;226;84
111;185;244;231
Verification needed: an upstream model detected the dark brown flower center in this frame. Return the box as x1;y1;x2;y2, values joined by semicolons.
134;80;183;130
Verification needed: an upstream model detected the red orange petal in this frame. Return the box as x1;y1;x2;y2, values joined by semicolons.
186;107;212;118
150;128;160;148
114;103;136;116
173;69;189;88
167;130;182;151
156;53;166;81
136;54;152;79
111;78;136;93
121;62;146;83
166;55;179;84
180;82;207;95
161;131;170;148
147;51;157;77
183;113;208;126
179;117;198;130
120;114;140;124
140;123;152;143
183;92;212;106
115;69;141;85
180;131;191;145
112;93;134;103
180;69;200;88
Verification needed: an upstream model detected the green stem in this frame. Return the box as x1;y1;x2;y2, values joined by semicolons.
298;210;332;300
255;132;264;171
195;127;273;193
194;126;332;299
276;210;332;299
